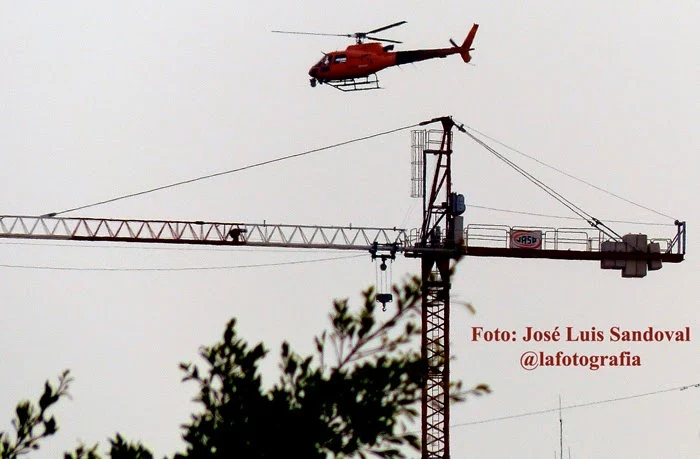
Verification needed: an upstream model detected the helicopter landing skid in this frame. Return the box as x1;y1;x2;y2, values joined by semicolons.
324;74;381;92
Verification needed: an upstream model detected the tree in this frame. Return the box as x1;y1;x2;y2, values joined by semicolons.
0;370;70;458
1;275;489;458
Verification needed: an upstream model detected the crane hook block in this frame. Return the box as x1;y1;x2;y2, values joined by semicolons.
376;293;393;311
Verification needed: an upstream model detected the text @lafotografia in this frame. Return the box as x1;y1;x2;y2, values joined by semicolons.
519;350;639;371
469;326;691;371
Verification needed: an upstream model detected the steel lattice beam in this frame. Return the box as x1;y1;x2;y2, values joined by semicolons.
416;118;457;459
0;215;684;263
421;257;451;458
0;215;407;251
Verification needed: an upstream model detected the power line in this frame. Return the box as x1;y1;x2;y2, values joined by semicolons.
452;382;699;428
0;254;365;272
47;123;420;217
0;240;345;253
459;123;677;221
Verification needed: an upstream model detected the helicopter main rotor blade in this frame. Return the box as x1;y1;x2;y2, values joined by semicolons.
365;36;403;44
271;30;352;38
365;20;407;35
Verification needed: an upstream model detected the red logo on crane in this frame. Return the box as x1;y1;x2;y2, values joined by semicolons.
510;230;543;249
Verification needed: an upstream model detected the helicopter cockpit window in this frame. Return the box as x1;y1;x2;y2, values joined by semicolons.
316;55;331;67
334;54;347;64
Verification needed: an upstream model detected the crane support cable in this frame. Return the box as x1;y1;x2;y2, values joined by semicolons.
460;129;597;225
459;128;635;245
460;123;677;221
468;204;675;226
47;122;421;217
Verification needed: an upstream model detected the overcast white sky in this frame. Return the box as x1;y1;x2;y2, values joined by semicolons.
1;1;698;458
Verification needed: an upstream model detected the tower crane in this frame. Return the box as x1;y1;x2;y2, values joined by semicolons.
0;116;686;459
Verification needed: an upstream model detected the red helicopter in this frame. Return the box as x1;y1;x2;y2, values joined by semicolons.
272;21;479;91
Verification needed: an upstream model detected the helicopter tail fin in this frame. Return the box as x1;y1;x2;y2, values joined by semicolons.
460;23;479;63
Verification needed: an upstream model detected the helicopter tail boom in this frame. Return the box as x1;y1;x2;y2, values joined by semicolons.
459;23;479;63
394;23;479;66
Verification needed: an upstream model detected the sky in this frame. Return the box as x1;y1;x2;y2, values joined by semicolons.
0;1;698;457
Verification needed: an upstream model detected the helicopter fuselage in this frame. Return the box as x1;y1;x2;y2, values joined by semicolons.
309;43;462;81
307;24;478;87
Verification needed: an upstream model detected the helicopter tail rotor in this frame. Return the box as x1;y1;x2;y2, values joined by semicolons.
457;23;479;63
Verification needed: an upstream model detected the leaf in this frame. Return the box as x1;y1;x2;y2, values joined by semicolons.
43;416;57;436
39;382;53;411
404;433;420;449
285;358;298;376
223;320;235;344
15;402;30;425
475;383;490;392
